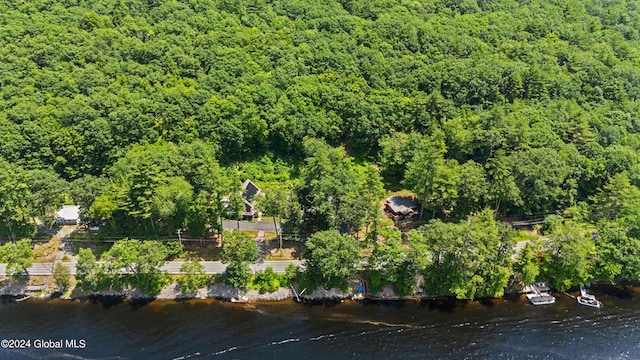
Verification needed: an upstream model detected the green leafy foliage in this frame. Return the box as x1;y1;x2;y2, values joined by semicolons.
101;239;172;295
591;173;640;222
283;263;299;288
0;0;639;297
177;260;210;294
304;230;361;290
224;261;252;290
249;267;282;294
540;220;596;291
53;262;71;292
76;248;106;291
84;141;231;237
297;139;382;233
259;188;288;248
0;239;33;278
369;228;429;296
419;209;514;299
248;265;297;294
0;161;37;240
220;230;259;264
513;243;542;287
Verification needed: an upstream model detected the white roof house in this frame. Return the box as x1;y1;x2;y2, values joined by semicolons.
56;205;81;225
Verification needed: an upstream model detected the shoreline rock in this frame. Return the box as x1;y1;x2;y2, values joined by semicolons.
0;277;301;303
7;277;631;304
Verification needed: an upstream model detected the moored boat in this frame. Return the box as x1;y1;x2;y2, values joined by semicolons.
526;292;556;305
230;295;249;303
14;294;31;302
577;286;602;308
524;283;555;305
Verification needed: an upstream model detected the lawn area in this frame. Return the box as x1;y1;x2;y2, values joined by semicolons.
514;230;540;243
32;237;60;262
68;240;113;259
264;239;304;260
178;239;222;261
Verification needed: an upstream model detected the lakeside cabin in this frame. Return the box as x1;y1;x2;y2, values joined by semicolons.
55;205;81;225
241;179;261;220
385;196;419;220
222;179;262;221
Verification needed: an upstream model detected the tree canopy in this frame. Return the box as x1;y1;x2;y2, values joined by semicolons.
1;0;639;234
304;230;361;289
1;0;640;298
0;238;33;278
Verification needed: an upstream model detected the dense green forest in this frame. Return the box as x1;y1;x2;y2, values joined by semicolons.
1;0;640;297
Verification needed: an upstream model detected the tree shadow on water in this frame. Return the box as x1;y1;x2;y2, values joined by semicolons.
478;298;495;307
600;285;634;300
502;294;523;304
128;298;154;309
419;298;459;313
1;295;21;304
362;299;407;309
87;295;126;309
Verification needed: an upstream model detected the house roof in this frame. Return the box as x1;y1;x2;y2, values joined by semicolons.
241;179;260;202
57;205;80;220
386;196;418;216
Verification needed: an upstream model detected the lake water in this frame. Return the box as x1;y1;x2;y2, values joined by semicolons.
1;285;639;359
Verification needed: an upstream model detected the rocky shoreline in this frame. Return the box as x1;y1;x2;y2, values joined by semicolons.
0;276;519;304
10;277;610;304
0;277;361;303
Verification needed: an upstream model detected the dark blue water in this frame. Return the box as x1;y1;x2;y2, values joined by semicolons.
1;286;639;359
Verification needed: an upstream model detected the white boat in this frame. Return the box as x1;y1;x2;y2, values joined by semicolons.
230;295;249;303
577;286;602;308
526;291;556;305
15;294;31;302
524;283;555;305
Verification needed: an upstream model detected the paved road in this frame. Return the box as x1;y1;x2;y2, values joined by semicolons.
0;260;303;276
222;221;280;232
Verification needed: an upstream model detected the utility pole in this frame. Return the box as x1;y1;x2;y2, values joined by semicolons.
177;228;183;248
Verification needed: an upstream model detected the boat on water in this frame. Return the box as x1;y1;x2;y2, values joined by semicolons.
230;295;249;303
524;283;556;305
577;286;602;308
14;294;31;302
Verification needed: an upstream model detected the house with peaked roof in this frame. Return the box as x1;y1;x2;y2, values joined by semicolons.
385;196;419;220
221;180;263;220
241;179;261;220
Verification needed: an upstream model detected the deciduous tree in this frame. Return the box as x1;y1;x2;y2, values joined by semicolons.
220;230;259;264
540;220;596;291
76;248;103;291
53;263;71;292
304;230;361;289
0;238;33;278
103;239;171;295
420;209;514;299
260;188;288;248
177;260;210;294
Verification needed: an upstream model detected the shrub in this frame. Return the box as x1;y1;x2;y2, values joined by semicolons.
164;241;183;259
368;270;383;295
281;263;298;288
137;271;170;296
224;262;252;289
177;260;210;293
250;267;281;294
